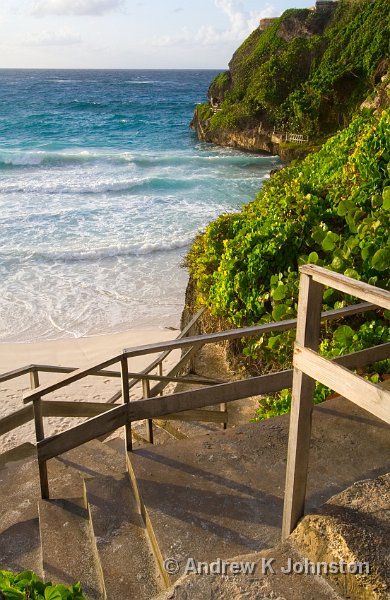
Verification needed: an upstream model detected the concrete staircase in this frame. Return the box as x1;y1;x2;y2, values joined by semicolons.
0;396;389;599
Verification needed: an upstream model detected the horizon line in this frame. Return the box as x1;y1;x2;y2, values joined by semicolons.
0;67;226;71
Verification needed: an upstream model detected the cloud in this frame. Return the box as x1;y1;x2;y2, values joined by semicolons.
31;0;124;16
153;0;276;47
22;29;82;45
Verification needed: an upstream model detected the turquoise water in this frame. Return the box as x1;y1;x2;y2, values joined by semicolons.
0;69;280;342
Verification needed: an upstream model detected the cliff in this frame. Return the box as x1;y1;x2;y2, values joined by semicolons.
191;0;390;158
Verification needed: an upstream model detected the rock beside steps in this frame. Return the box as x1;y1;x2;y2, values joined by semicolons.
0;396;388;599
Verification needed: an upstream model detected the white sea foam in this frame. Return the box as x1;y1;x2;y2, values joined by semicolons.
0;70;280;342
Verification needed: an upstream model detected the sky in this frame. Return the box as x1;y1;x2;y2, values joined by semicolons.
1;0;314;69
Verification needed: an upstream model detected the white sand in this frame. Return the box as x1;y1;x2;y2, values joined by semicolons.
0;326;180;454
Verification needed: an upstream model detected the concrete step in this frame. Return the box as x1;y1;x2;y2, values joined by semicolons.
39;497;103;600
0;442;87;576
0;448;43;576
56;438;127;484
127;396;390;588
85;474;163;600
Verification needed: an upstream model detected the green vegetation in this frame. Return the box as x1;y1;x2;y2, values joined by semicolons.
187;106;390;417
202;0;390;137
0;570;86;600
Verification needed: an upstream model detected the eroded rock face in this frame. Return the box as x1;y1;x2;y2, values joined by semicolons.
291;473;390;600
190;117;277;155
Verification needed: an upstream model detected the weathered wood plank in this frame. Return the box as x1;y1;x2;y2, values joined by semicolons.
34;335;390;468
0;405;34;436
300;264;390;309
31;364;122;378
129;307;205;385
124;302;375;359
337;342;390;368
121;357;132;452
1;343;387;437
38;403;130;462
282;273;323;539
23;353;123;403
37;369;291;461
129;370;293;421
142;378;153;444
30;370;49;499
0;365;35;383
149;345;202;397
42;401;120;418
164;409;227;423
294;344;390;425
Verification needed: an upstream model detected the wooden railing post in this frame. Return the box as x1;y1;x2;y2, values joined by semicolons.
142;378;154;443
282;273;323;539
121;357;132;451
221;403;227;429
158;362;163;396
30;369;49;499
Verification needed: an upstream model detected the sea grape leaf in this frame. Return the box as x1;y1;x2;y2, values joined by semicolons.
267;335;281;350
44;586;62;600
382;186;390;210
1;588;25;600
337;198;354;216
333;325;354;347
272;284;287;301
371;248;390;271
272;304;288;321
311;225;327;245
322;231;339;252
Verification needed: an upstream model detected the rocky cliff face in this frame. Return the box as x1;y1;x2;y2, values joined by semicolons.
190;114;277;155
191;0;389;160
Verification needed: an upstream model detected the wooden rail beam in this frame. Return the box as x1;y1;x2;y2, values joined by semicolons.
300;265;390;309
1;342;388;438
294;345;390;425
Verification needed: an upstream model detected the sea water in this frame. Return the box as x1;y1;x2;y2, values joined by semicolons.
0;69;280;342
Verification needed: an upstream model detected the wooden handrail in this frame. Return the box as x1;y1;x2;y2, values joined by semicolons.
22;354;123;403
1;342;388;438
300;264;390;309
107;307;206;402
22;302;376;404
282;267;390;539
35;340;390;464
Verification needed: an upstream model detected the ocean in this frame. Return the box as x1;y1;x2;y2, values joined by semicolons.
0;69;280;343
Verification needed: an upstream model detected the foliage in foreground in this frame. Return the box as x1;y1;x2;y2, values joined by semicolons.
187;107;390;418
0;570;86;600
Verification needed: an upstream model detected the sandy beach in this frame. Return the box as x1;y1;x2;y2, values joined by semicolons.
0;326;180;454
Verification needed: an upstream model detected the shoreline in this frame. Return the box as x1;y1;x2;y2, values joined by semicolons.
0;324;180;455
0;324;180;371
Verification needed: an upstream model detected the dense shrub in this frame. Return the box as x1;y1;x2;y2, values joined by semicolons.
187;107;390;416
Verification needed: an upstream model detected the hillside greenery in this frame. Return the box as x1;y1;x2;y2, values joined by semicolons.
187;106;390;418
202;0;390;137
